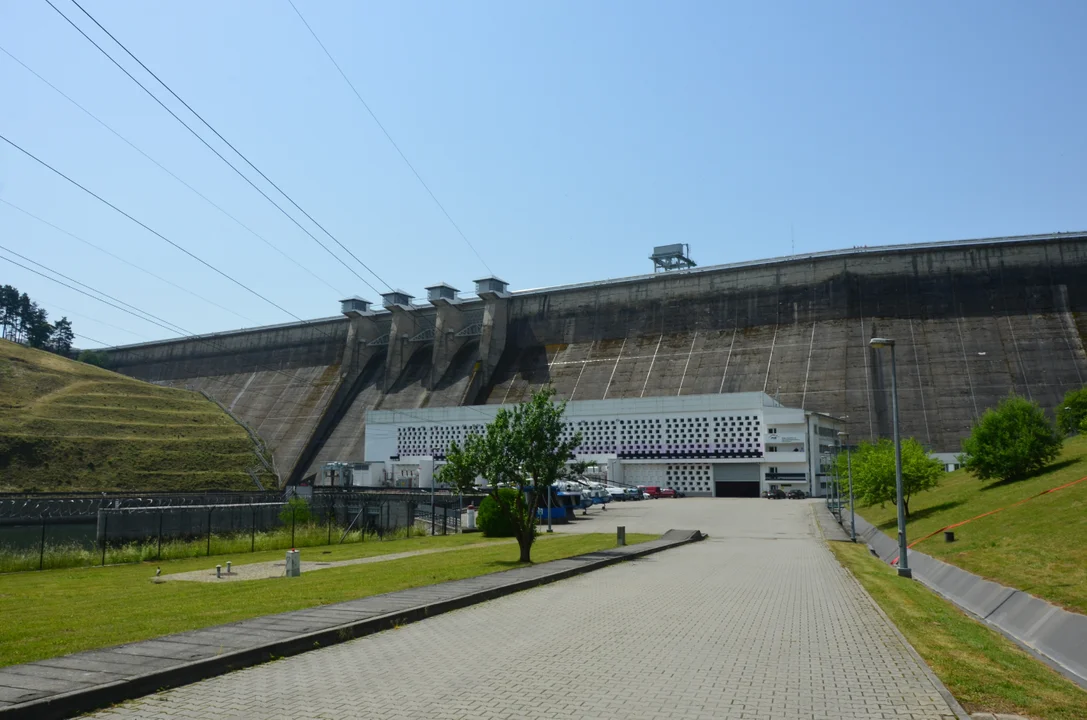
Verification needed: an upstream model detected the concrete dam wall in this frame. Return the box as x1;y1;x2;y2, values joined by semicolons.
105;233;1087;485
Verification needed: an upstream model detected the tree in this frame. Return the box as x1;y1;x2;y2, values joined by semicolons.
49;318;74;356
834;437;942;517
1056;387;1087;436
961;395;1061;483
77;349;111;368
437;387;584;562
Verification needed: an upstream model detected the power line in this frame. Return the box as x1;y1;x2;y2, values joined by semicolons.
0;243;189;336
0;132;322;329
0;252;194;338
50;0;393;297
35;299;150;340
0;44;346;299
285;0;495;276
0;251;337;406
0;198;256;325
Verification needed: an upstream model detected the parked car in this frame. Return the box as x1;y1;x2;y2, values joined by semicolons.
658;488;677;499
643;486;663;499
624;488;642;501
787;489;807;499
763;488;787;499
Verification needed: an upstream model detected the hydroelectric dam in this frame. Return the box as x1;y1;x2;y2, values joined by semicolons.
103;232;1087;486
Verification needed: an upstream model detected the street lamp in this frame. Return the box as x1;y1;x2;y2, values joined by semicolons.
869;337;911;578
838;431;856;542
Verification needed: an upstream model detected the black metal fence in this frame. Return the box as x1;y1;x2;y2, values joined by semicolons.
0;489;479;572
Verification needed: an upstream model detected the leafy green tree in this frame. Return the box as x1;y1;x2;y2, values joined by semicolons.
1056;387;1087;436
834;437;942;517
961;395;1061;483
437;387;583;562
49;318;74;356
77;349;111;368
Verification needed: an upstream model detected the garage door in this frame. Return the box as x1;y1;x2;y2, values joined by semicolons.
713;463;760;498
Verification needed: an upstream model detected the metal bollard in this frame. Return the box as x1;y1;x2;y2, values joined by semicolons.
226;561;232;575
617;526;626;547
944;531;955;543
216;565;222;579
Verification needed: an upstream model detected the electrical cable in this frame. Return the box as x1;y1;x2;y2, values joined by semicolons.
0;198;256;325
1;242;190;336
285;0;495;276
0;132;325;330
50;0;393;297
0;44;345;298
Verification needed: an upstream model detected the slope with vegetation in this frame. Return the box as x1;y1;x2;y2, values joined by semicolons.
0;339;275;492
858;433;1087;614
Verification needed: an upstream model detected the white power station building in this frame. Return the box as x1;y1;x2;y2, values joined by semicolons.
352;392;842;498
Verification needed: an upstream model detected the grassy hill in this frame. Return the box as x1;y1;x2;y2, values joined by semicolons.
0;340;276;493
858;434;1087;614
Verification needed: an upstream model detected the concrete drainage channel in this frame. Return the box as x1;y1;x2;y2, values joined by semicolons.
0;529;703;720
853;514;1087;691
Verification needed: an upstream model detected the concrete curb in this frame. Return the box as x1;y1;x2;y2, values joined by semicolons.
810;505;972;720
853;513;1087;690
2;529;704;720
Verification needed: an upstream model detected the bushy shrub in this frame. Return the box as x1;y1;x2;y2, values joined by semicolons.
1057;387;1087;435
477;487;521;537
279;496;311;525
961;395;1061;483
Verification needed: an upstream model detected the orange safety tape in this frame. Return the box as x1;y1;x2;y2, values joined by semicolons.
906;474;1087;549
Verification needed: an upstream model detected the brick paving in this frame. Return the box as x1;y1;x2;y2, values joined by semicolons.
83;500;961;720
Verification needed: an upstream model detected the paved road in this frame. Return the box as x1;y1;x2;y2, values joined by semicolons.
85;500;960;720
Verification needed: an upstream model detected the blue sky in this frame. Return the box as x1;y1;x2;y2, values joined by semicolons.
2;0;1086;347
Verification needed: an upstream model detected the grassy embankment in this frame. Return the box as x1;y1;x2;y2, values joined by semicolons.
0;339;273;492
831;542;1087;720
857;433;1087;614
0;531;656;667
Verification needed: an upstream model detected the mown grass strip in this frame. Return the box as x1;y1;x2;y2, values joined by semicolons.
0;532;655;667
830;541;1087;720
857;434;1087;615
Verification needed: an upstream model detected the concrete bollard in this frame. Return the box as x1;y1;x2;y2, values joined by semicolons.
285;549;301;577
216;564;222;579
617;526;626;547
226;561;231;575
944;531;955;543
465;507;477;531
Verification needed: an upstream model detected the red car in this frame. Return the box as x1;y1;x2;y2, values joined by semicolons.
658;488;677;499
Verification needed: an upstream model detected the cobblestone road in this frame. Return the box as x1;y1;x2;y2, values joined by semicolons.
85;500;960;719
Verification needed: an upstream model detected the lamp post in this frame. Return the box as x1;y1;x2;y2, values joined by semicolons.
838;431;855;542
546;482;553;533
869;337;911;578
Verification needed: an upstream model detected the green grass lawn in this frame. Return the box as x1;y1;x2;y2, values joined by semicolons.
0;531;655;667
856;434;1087;614
830;541;1087;720
0;339;274;492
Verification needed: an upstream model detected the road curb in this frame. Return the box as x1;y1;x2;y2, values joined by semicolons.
4;529;703;720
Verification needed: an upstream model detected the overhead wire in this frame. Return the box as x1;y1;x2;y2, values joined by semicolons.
0;198;257;325
285;0;495;276
16;1;496;439
0;44;345;298
49;0;393;297
0;132;324;330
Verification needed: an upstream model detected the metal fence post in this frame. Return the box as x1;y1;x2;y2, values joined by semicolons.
157;511;164;561
39;514;46;571
101;512;108;566
291;507;296;548
443;505;448;536
207;507;213;557
327;503;332;545
251;504;256;552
